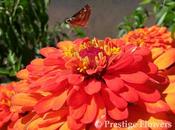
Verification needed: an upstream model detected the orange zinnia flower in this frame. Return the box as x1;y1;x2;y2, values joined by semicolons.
0;83;18;129
14;37;169;129
122;25;175;70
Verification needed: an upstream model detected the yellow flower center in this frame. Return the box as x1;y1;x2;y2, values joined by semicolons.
60;38;121;74
76;39;121;73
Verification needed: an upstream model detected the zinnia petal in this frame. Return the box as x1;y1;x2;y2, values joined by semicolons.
165;94;175;113
104;88;127;109
69;104;87;120
144;100;169;113
67;89;87;108
154;48;175;70
119;86;139;103
80;96;97;123
67;116;84;130
34;90;67;114
40;47;59;57
108;107;128;120
84;80;101;95
104;76;124;92
12;93;41;108
120;71;149;84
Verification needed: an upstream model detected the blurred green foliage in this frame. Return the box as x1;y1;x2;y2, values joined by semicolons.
0;0;86;82
0;0;50;80
117;0;175;37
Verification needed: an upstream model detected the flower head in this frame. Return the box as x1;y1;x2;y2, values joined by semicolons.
122;25;174;48
14;37;170;129
122;25;175;70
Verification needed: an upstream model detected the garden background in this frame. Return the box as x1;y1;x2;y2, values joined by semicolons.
0;0;175;82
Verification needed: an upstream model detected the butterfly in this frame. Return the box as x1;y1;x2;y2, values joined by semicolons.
65;4;91;27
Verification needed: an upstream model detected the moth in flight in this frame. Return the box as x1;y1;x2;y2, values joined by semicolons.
65;4;91;27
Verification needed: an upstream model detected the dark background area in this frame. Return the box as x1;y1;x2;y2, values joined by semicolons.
48;0;140;38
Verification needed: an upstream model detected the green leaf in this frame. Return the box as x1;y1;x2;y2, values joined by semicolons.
166;1;175;6
44;0;50;7
73;27;86;37
0;68;9;75
156;7;168;25
140;0;152;5
170;24;175;39
118;29;127;37
7;50;16;65
156;11;168;25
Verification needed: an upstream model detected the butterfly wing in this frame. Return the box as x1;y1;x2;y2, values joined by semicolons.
65;4;91;27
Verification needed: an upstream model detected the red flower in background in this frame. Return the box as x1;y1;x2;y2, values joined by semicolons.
14;37;169;129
